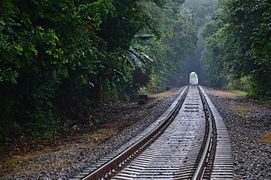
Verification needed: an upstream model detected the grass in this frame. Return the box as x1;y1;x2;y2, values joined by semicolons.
261;98;271;106
231;105;254;119
232;105;253;113
233;89;248;96
239;113;253;119
233;89;271;106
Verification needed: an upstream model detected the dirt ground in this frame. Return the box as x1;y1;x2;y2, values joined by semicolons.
1;87;270;179
0;87;181;178
209;88;271;142
207;88;271;179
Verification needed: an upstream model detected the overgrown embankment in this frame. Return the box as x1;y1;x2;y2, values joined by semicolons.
0;1;198;144
201;0;271;98
0;88;182;179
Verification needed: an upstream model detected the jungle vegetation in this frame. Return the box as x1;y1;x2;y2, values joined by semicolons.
1;0;270;144
201;0;271;97
0;0;199;143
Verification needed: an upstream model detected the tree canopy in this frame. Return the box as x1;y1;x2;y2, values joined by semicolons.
0;0;197;142
1;0;270;144
201;0;271;96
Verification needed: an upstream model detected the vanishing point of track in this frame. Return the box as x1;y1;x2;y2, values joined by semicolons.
74;86;233;180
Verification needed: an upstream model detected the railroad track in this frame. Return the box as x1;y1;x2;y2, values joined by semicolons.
75;86;233;180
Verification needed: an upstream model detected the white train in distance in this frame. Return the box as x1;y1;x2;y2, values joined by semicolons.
189;72;198;85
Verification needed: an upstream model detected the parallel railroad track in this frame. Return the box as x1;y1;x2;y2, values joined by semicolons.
74;86;233;180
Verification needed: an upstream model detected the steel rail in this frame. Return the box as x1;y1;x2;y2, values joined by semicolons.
192;86;217;180
82;87;188;180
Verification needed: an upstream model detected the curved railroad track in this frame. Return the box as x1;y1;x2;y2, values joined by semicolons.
75;86;233;180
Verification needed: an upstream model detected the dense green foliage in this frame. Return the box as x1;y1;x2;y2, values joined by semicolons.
3;0;269;144
134;1;197;91
201;0;271;96
183;0;218;28
0;0;197;143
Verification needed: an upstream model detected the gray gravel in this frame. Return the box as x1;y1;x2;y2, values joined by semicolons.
4;87;270;180
207;91;271;180
3;88;183;179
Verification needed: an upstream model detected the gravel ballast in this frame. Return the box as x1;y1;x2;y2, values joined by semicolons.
1;87;270;179
207;88;271;180
0;87;184;179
